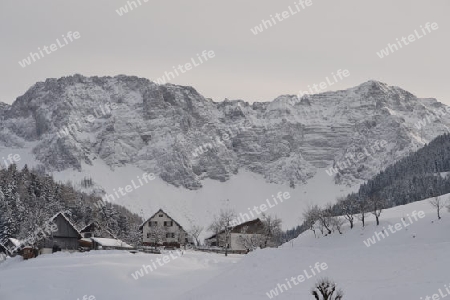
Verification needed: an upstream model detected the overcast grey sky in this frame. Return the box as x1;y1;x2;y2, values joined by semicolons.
0;0;448;105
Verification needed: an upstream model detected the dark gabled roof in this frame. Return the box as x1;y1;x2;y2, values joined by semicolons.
205;218;264;240
139;209;186;231
80;222;97;233
50;211;80;233
232;218;264;233
50;211;81;239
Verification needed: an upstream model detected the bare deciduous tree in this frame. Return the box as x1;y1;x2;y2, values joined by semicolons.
356;197;369;227
311;278;344;300
430;196;446;220
188;225;203;246
208;218;222;248
147;224;167;245
368;196;386;226
303;205;321;237
337;197;356;229
260;213;282;247
237;225;264;251
330;216;345;234
208;209;236;256
318;204;333;235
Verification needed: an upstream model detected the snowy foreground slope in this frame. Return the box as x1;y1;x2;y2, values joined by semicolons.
0;197;447;300
178;197;450;300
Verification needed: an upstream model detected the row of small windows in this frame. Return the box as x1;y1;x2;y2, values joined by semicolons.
148;221;174;227
146;233;176;238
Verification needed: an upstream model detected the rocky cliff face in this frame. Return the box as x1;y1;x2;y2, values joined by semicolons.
1;75;448;188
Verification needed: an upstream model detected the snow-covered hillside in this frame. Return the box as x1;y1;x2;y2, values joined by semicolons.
0;196;447;300
0;144;358;233
54;162;358;234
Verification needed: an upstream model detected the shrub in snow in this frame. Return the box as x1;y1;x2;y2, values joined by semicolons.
311;278;344;300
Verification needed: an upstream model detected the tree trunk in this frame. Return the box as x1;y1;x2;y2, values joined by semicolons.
224;233;228;256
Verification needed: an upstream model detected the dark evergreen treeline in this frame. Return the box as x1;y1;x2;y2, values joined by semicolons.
0;164;143;246
346;132;450;207
281;224;307;243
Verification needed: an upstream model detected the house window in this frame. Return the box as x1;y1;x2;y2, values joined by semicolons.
166;233;175;238
164;221;173;227
147;233;150;238
159;214;163;217
149;221;158;227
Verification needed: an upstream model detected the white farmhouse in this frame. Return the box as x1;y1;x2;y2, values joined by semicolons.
139;209;190;248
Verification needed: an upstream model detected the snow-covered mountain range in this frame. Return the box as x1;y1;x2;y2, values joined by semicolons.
0;75;448;230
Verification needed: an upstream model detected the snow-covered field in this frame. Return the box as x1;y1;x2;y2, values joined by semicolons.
0;250;242;300
0;196;448;300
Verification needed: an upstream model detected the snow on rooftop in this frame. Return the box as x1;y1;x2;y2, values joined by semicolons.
91;238;132;248
8;238;21;247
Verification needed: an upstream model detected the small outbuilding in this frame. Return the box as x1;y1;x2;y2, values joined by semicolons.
79;222;133;250
89;237;133;250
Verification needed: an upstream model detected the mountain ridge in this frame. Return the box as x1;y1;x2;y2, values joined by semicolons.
0;74;448;191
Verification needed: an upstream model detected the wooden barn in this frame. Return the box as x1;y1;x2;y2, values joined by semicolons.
39;212;81;253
